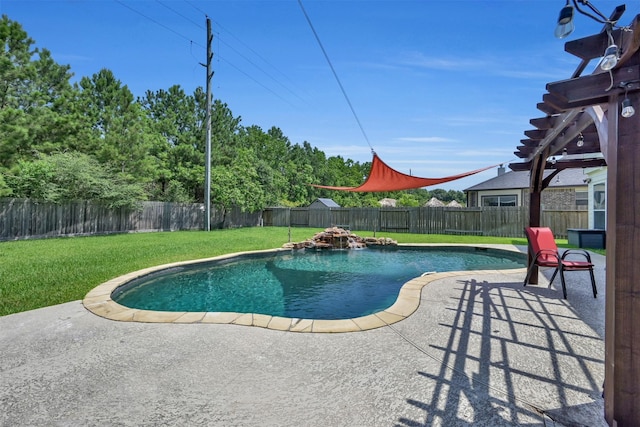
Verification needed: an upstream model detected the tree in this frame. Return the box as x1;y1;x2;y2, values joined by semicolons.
0;16;83;169
210;148;267;226
278;143;316;206
141;85;205;201
240;125;289;206
5;152;145;208
446;189;466;204
0;173;11;197
78;69;163;190
398;193;420;207
211;98;242;166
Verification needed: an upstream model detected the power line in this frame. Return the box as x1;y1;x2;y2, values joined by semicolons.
218;57;298;108
212;23;307;104
216;35;306;105
183;0;207;16
156;0;204;30
115;0;303;108
297;0;373;152
113;0;205;49
182;0;306;104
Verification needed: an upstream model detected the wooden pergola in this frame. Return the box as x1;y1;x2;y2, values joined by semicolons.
508;5;640;425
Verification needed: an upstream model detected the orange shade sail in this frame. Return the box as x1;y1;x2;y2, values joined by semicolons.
311;153;496;192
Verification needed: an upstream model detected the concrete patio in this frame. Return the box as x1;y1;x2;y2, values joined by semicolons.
0;246;606;426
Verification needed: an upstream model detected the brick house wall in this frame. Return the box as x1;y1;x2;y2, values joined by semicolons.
521;188;587;210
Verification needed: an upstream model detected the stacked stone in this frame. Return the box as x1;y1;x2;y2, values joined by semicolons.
284;227;397;250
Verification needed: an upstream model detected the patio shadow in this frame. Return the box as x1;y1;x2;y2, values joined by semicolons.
394;276;606;426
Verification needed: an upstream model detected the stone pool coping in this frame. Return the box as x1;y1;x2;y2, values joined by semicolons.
82;244;527;333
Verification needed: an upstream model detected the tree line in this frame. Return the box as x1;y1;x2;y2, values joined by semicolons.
0;16;465;212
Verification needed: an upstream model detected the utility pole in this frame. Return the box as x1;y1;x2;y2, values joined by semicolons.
204;17;213;231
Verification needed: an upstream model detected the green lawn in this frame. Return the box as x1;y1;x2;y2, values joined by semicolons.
0;227;556;317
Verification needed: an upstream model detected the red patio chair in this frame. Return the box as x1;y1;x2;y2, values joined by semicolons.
523;227;597;299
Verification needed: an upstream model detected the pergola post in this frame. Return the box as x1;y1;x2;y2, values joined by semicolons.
510;11;640;425
526;152;548;285
604;89;640;425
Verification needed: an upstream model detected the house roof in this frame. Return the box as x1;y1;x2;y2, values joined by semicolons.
312;198;340;208
464;168;590;192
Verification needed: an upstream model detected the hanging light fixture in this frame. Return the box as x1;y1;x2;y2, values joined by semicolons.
599;25;620;71
621;98;635;117
600;44;619;71
555;1;575;38
619;81;638;118
554;1;621;43
622;96;635;118
577;133;585;147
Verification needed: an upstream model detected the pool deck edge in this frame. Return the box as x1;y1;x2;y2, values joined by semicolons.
82;244;528;333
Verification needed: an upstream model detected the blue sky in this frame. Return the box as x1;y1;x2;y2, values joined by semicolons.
1;0;631;190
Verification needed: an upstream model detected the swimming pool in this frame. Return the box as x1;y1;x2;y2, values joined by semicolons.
108;246;526;320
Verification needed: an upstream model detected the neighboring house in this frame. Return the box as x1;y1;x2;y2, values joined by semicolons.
308;198;340;209
586;167;607;229
464;166;590;210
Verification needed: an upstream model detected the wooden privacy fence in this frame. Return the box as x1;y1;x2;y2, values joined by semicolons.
262;206;588;238
0;199;587;241
0;199;262;241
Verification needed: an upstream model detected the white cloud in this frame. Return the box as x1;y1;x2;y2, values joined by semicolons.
397;52;489;71
394;136;457;143
321;144;372;158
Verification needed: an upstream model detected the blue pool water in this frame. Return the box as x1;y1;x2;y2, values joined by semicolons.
112;246;526;320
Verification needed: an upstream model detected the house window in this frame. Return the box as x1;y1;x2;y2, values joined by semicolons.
468;192;477;207
593;183;606;229
481;195;517;207
575;191;588;207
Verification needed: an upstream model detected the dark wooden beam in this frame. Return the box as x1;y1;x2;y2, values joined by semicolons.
547;65;640;105
568;5;627;78
530;116;556;130
552;158;607;169
542;92;611;113
545;93;611;112
509;162;530;172
537;102;559;115
514;150;535;158
516;145;536;154
525;151;549;286
579;126;599;137
614;14;640;66
541;169;562;189
530;116;597;134
524;109;583;162
524;129;547;139
521;139;540;147
565;27;625;61
558;142;602;157
537;110;593;159
509;157;607;172
605;89;640;425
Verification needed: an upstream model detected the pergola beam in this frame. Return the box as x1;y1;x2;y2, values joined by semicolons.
547;64;640;104
530;116;556;129
509;157;607;172
565;27;626;60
